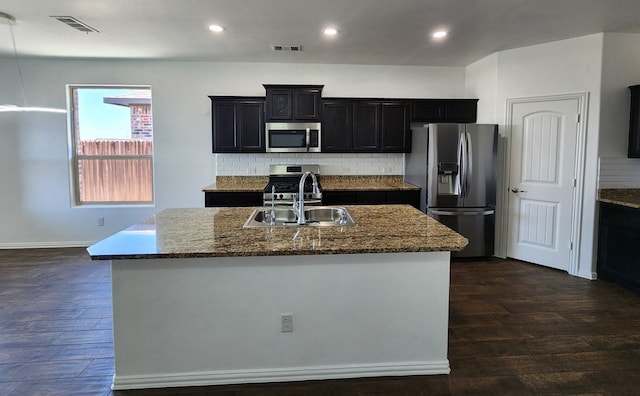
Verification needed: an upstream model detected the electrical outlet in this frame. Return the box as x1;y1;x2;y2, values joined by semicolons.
97;217;105;226
281;313;293;332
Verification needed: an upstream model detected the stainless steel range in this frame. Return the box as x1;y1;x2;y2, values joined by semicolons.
264;164;322;206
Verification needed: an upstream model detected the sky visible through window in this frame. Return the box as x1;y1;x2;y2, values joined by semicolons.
77;88;134;140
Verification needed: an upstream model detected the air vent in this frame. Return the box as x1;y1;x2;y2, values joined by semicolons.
50;16;99;33
271;44;303;52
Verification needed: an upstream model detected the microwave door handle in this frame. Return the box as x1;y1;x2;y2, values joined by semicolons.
305;128;310;152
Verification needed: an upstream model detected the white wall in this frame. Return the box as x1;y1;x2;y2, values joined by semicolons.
465;34;604;279
465;53;498;124
0;59;465;247
597;33;640;188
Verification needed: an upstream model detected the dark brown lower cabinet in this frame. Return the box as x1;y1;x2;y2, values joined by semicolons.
597;202;640;293
205;192;262;207
205;189;420;209
323;190;420;209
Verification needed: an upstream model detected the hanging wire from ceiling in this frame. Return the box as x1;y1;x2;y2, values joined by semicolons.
0;11;67;114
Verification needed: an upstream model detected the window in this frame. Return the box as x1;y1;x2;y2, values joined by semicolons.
68;85;154;205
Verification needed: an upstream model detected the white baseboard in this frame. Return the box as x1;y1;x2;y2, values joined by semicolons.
111;361;450;391
0;241;94;249
582;271;598;280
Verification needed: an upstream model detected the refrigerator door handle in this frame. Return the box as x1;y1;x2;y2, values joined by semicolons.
465;131;473;196
430;209;495;216
457;132;465;195
461;131;469;197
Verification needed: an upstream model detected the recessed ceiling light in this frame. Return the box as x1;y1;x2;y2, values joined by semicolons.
208;24;224;33
432;30;448;39
323;28;338;36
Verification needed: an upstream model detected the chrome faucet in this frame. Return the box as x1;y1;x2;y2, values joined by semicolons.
296;171;320;225
268;185;276;225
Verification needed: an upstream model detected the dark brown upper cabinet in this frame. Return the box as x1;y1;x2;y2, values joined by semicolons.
411;99;478;123
380;102;411;152
263;84;323;121
322;99;411;153
321;100;352;152
628;85;640;158
352;101;382;152
353;100;411;152
210;96;265;153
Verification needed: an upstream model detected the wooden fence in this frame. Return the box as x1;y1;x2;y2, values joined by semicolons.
77;140;153;203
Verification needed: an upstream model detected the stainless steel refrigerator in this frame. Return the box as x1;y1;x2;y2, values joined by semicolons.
404;123;498;257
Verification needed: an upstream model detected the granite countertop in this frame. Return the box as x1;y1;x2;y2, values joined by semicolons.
320;176;419;191
202;176;268;192
598;189;640;209
87;205;467;260
202;175;419;192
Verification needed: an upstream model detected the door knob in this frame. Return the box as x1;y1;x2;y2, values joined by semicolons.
511;188;527;193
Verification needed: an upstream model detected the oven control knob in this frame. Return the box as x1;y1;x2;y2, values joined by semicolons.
279;194;284;199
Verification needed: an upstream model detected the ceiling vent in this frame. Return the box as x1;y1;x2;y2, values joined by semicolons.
271;44;303;52
50;16;99;33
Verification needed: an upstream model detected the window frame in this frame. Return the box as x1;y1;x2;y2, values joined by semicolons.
67;84;155;207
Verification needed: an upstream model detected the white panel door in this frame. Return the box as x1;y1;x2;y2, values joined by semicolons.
507;99;579;270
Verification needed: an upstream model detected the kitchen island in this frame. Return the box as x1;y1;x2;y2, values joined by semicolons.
88;205;467;390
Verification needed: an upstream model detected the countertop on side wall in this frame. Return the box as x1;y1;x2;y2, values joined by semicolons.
87;205;467;260
202;175;419;192
598;189;640;209
320;175;419;191
202;176;268;192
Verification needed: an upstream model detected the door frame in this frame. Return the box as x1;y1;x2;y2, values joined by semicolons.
500;93;589;276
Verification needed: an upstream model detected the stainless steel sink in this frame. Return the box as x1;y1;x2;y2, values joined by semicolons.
243;206;357;228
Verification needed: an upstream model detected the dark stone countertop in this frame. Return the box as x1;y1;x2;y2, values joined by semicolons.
87;205;467;260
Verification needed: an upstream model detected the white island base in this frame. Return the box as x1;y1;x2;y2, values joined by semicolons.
110;251;451;390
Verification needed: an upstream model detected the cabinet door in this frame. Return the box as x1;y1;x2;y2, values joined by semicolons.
211;97;265;153
381;102;410;152
411;99;478;123
597;202;640;293
212;101;239;152
294;88;321;120
387;190;420;209
322;191;357;205
321;100;352;152
266;89;293;120
411;100;444;122
205;192;262;207
443;100;478;123
629;85;640;158
264;85;323;121
352;102;381;152
323;189;421;208
238;101;265;151
356;191;387;204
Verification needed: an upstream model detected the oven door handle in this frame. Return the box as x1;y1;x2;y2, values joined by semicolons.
305;128;310;152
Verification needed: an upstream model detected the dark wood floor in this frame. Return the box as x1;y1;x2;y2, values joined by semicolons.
1;248;640;395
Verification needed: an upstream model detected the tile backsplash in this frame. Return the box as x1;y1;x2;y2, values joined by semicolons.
598;157;640;188
216;153;404;176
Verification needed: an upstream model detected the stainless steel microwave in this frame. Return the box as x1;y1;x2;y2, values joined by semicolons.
266;122;321;153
